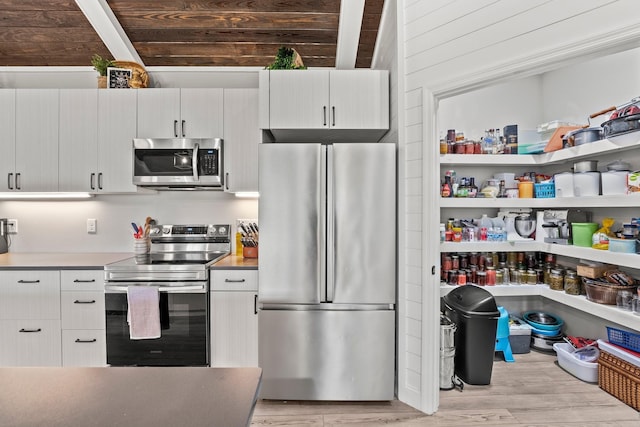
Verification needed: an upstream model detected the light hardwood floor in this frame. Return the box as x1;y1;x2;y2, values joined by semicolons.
251;350;639;426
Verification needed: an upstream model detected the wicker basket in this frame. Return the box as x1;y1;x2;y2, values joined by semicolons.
113;60;149;88
598;350;640;410
583;278;637;305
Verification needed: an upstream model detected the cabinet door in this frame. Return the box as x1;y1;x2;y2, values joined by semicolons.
0;89;16;191
210;291;258;367
62;329;106;367
98;90;138;192
223;89;259;193
15;89;59;191
269;70;330;129
0;270;60;320
58;89;98;191
329;70;389;130
0;319;61;366
137;88;180;137
180;88;223;138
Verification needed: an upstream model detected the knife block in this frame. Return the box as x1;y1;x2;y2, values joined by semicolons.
243;246;258;258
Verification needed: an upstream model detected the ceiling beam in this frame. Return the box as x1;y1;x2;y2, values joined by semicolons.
335;0;365;69
75;0;144;66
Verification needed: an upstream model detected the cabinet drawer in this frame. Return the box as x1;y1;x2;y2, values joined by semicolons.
62;329;106;367
61;270;104;291
61;291;105;329
0;270;60;319
211;269;258;291
0;319;61;366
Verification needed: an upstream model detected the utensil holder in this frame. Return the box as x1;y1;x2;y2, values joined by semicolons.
133;238;150;254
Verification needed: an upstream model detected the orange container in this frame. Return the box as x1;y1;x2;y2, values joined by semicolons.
243;246;258;258
518;181;534;198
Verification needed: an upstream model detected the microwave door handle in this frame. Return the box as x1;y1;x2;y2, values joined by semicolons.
192;143;199;181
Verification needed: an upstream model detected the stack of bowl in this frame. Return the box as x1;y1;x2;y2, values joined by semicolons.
522;311;564;352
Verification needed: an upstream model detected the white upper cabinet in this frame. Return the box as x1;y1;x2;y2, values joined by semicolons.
260;69;389;142
137;88;223;138
58;89;138;193
58;89;98;192
223;88;260;193
97;90;138;193
15;89;59;192
0;89;16;191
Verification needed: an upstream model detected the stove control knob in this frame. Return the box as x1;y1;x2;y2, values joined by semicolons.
217;226;227;235
162;226;171;235
149;226;161;235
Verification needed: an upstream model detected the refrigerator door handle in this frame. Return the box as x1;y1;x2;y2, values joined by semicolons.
325;144;334;302
319;145;328;302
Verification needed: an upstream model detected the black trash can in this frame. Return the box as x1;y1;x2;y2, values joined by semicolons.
441;285;499;385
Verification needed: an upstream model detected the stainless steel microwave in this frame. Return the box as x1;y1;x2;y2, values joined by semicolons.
133;138;223;189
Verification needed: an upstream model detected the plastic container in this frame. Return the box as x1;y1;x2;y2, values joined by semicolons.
441;285;499;385
518;181;534;198
553;342;599;383
606;327;640;353
608;237;637;253
571;222;598;247
534;182;555;198
554;172;574;197
508;316;532;354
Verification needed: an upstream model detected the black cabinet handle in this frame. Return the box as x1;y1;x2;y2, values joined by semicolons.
225;173;229;190
323;106;327;126
75;338;97;343
8;173;13;190
18;279;40;284
19;328;41;333
73;279;96;283
254;294;258;315
98;172;103;190
224;278;246;283
15;172;21;190
332;106;335;127
90;173;96;190
182;120;186;137
74;300;96;304
174;120;178;137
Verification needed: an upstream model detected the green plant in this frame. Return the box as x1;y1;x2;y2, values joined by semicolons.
265;46;306;70
91;54;115;76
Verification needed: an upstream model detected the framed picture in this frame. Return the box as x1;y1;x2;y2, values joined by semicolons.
107;67;132;89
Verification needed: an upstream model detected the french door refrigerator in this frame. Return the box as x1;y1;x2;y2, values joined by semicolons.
258;142;396;401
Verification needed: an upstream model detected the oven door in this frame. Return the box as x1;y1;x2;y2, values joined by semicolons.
105;282;209;366
133;138;222;188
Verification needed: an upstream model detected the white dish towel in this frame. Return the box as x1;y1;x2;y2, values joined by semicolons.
127;286;161;340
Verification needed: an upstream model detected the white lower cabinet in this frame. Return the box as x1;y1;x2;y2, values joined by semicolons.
0;319;61;366
60;270;106;366
210;269;258;367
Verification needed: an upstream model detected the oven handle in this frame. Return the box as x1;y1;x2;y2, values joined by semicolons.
105;284;206;293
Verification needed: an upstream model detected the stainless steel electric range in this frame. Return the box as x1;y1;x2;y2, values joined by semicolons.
104;223;230;366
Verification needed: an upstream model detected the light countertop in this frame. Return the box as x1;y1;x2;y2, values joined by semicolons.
212;254;258;269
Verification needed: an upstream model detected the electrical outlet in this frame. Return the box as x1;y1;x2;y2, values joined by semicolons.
87;218;97;234
6;219;18;234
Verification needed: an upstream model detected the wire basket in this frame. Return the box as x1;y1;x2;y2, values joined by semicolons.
534;182;555;198
607;327;640;353
583;278;636;305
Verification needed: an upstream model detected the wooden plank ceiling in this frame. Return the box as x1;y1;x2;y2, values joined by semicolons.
0;0;384;68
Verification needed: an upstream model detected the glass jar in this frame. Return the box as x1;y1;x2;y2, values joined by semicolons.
510;268;521;285
502;267;511;285
526;269;537;285
535;268;544;284
464;141;474;154
442;255;452;271
448;270;458;286
518;268;528;285
549;268;564;291
451;255;459;270
439;138;448;154
495;268;504;285
457;270;467;286
469;265;477;284
477;271;487;286
459;253;468;269
469;252;478;266
543;263;553;285
486;266;496;286
507;252;517;268
564;270;580;295
454;142;466;154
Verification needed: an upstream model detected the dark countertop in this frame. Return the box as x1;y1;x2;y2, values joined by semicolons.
0;367;262;427
0;252;132;269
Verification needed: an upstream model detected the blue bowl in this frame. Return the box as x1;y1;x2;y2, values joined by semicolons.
522;311;564;331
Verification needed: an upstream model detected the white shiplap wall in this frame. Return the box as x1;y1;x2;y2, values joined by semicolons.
398;0;640;414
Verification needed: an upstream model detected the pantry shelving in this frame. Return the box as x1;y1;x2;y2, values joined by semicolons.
439;119;640;333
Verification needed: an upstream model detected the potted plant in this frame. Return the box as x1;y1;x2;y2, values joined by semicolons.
265;46;306;70
91;54;115;88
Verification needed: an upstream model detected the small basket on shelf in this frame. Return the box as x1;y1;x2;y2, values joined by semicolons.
607;327;640;353
583;278;637;305
534;182;555;198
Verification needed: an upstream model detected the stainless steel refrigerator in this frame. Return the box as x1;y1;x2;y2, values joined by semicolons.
258;142;396;401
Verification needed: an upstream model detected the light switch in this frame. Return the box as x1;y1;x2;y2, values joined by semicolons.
87;218;97;234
